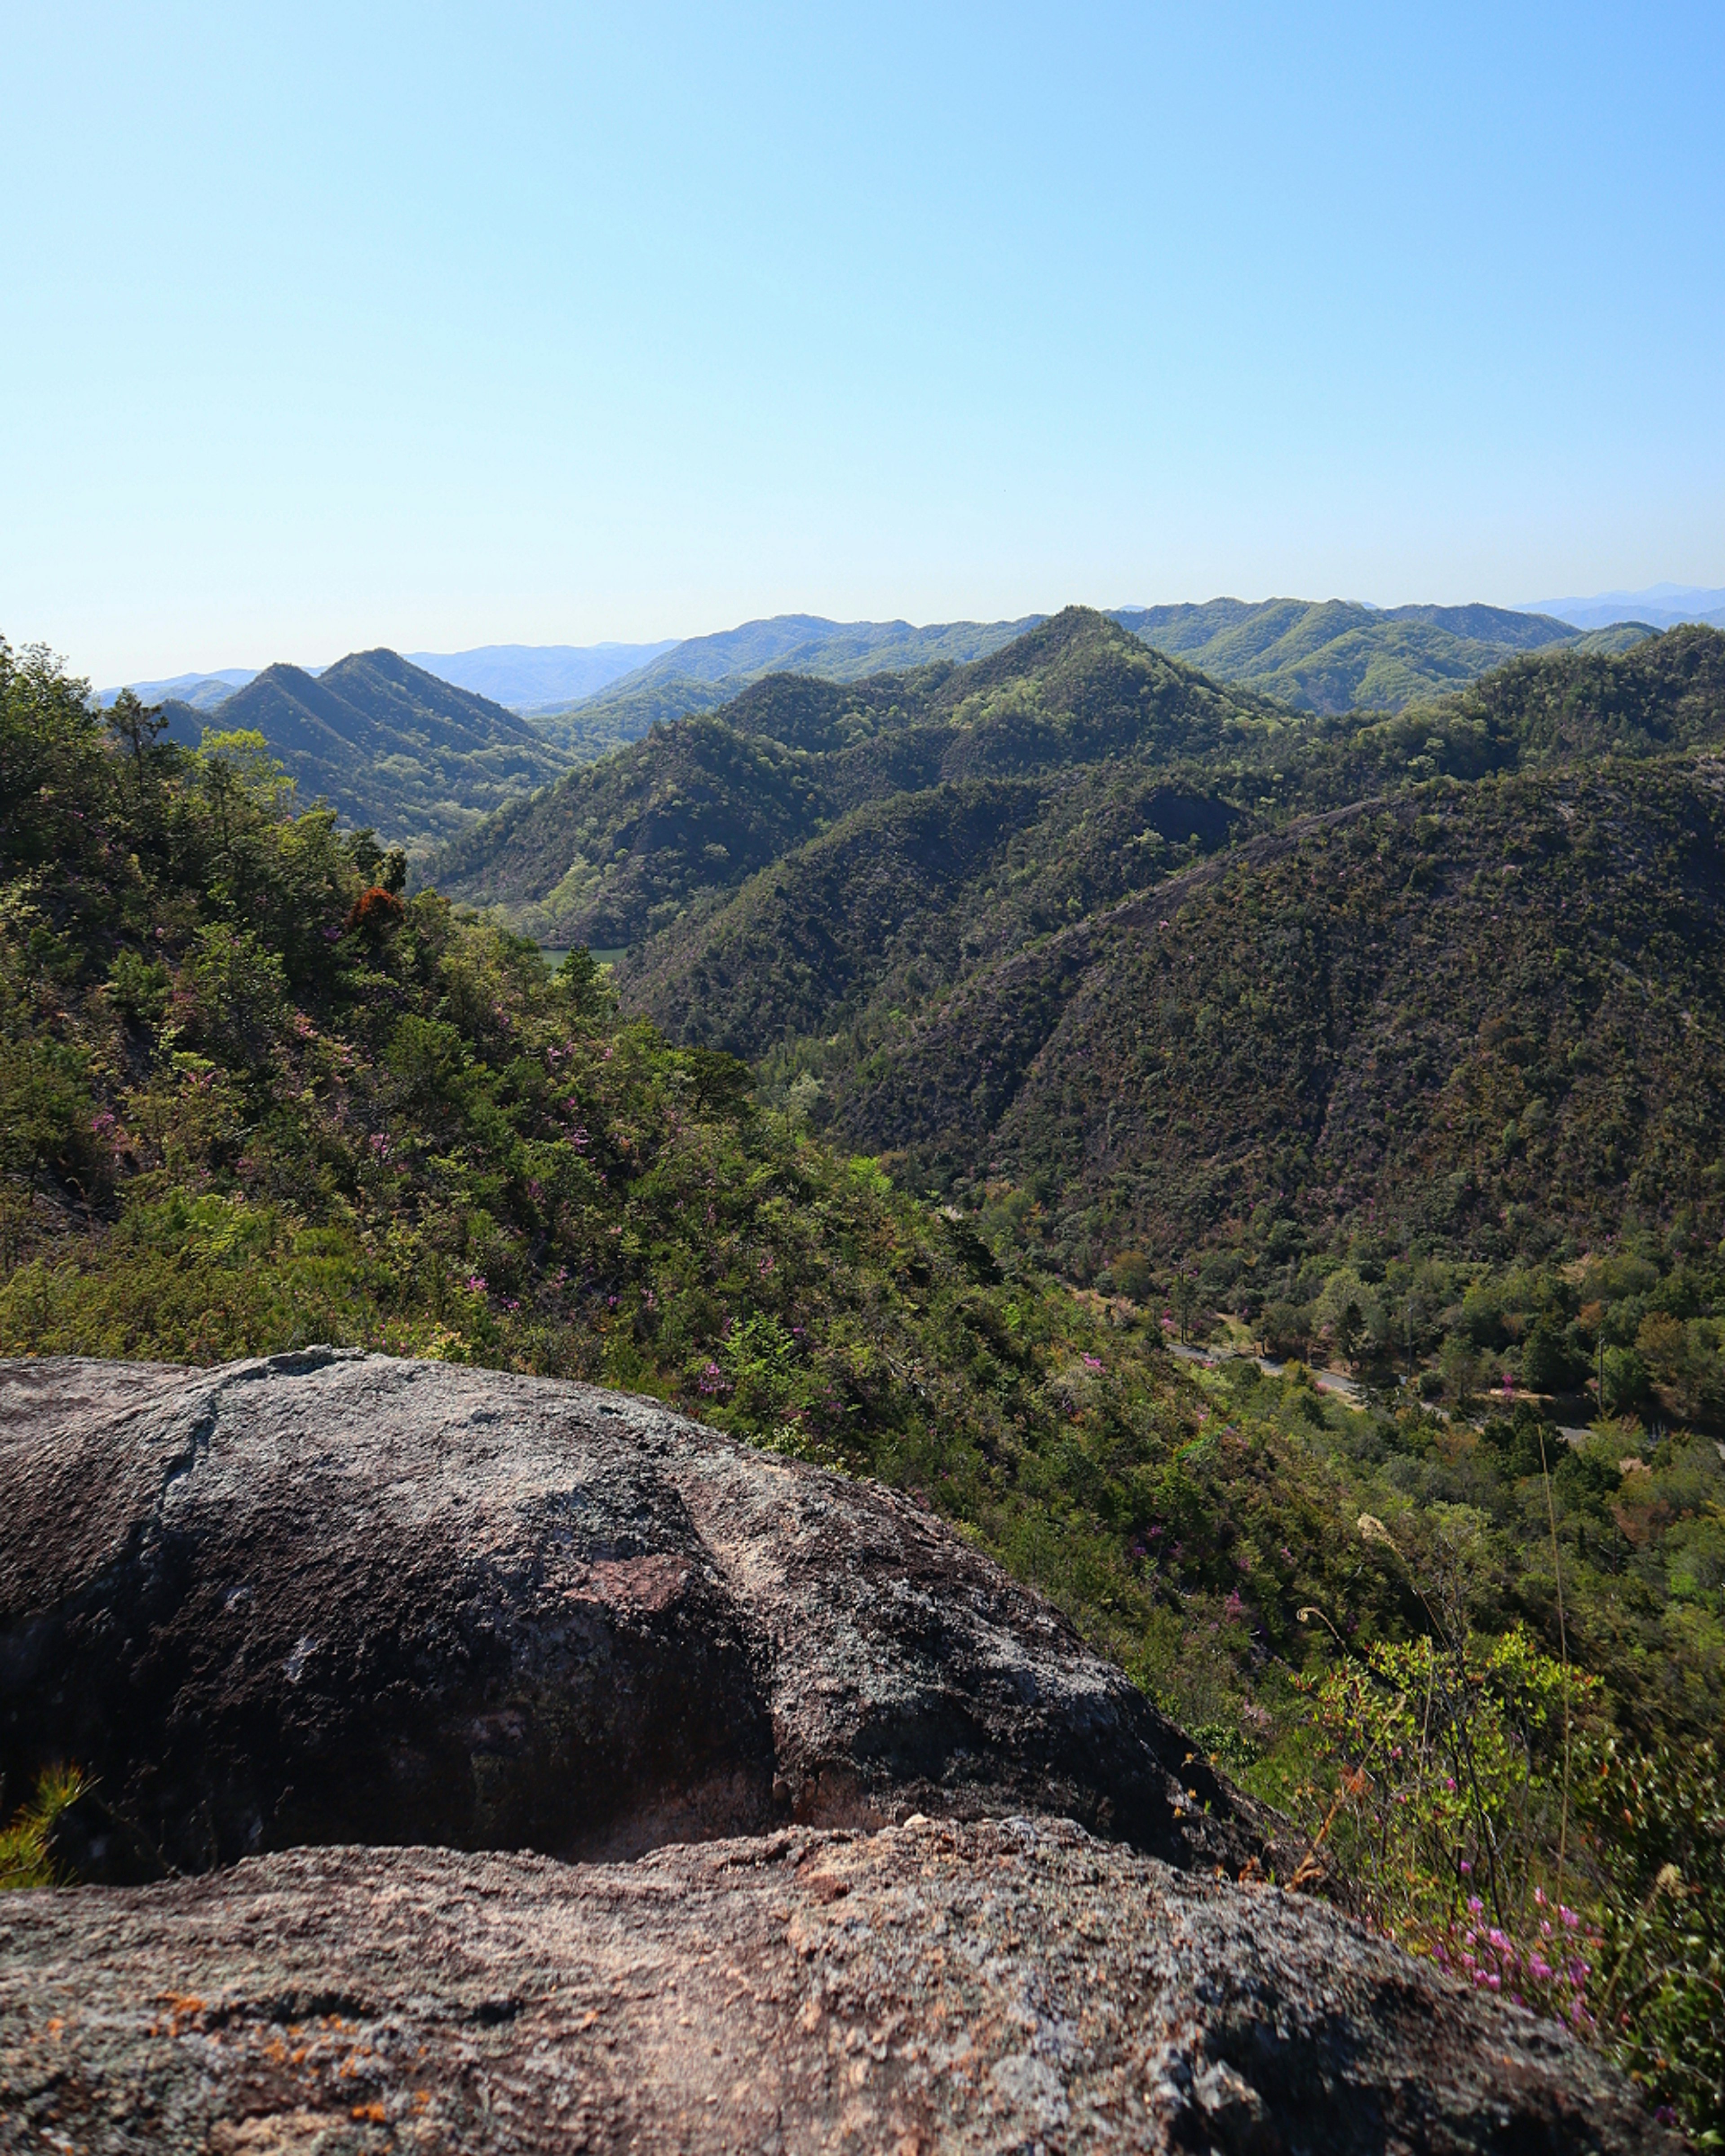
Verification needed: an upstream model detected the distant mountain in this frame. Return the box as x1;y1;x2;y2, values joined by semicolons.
99;668;257;712
1523;584;1725;632
1111;597;1581;714
175;648;572;854
527;613;1045;761
406;641;677;710
580;613;1047;695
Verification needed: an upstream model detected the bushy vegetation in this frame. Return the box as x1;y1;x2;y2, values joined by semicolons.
1289;1581;1722;2136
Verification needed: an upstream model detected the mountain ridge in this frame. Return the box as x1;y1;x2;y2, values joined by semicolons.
1526;583;1725;632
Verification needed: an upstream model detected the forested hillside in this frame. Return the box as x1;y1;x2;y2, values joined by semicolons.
168;647;572;854
606;623;1725;1429
622;620;1725;1059
837;758;1725;1252
1115;596;1587;712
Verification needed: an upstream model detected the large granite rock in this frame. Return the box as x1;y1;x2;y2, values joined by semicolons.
0;1351;1263;1878
0;1816;1669;2155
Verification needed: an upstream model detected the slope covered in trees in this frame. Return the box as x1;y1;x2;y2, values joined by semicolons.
1115;596;1586;713
621;622;1725;1070
608;626;1725;1424
836;758;1725;1251
164;647;572;855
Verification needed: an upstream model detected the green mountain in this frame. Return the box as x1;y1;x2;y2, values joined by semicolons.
424;611;1283;944
166;648;572;855
1576;622;1659;656
505;593;1633;780
526;611;1044;759
830;756;1725;1251
1113;596;1586;713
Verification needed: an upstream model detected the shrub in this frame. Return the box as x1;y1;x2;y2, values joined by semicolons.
0;1765;88;1890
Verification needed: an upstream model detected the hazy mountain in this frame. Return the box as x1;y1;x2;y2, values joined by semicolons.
1526;584;1725;632
406;641;677;709
180;648;572;853
1111;597;1581;714
98;668;257;712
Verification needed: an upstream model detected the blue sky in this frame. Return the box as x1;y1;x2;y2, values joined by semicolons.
3;2;1721;680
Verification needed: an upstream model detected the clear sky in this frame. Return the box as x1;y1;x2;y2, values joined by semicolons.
4;1;1722;681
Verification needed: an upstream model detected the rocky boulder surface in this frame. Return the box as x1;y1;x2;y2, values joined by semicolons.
0;1351;1264;1878
0;1816;1670;2156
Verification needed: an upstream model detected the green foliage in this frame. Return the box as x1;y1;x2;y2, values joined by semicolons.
1296;1577;1723;2139
1295;1621;1597;2008
1587;1737;1725;2140
0;1765;88;1891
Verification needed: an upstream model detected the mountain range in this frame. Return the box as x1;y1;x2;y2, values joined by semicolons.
1526;582;1725;632
107;593;1662;749
98;667;261;712
428;608;1725;1289
110;595;1680;862
423;611;1279;945
521;613;1048;758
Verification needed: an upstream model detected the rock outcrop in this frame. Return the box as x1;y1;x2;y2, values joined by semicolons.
0;1351;1262;1878
0;1817;1670;2156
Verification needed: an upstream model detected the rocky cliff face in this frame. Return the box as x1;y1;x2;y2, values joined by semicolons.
0;1351;1263;1879
0;1817;1672;2156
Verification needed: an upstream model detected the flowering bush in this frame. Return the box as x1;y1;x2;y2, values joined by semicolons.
1296;1623;1722;2138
